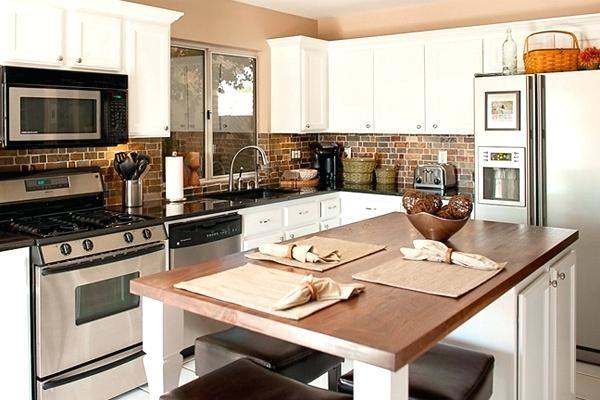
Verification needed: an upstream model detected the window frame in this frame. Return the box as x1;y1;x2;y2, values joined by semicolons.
171;39;259;183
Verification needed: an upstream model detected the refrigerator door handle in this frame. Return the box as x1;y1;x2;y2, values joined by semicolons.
538;75;548;226
527;75;538;226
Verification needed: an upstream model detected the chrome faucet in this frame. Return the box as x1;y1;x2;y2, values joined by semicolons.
228;145;269;191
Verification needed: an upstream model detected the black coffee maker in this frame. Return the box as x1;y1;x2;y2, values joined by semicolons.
310;142;344;188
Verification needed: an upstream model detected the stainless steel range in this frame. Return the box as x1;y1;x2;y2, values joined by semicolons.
0;167;167;400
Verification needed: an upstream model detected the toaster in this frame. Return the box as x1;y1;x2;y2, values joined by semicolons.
414;163;457;190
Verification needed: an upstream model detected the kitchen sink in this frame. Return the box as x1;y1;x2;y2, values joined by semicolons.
206;187;300;202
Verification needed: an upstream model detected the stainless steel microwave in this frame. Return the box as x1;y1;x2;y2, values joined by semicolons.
1;66;128;148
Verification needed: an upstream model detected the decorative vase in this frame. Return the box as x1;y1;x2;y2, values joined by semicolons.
502;28;518;75
184;151;201;187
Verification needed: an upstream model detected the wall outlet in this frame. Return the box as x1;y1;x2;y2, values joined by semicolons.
290;150;301;159
344;147;352;158
438;150;448;164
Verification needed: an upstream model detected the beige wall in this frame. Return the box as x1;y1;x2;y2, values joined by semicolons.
318;0;600;39
132;0;318;132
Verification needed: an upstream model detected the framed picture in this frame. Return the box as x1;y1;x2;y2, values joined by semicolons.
485;91;521;131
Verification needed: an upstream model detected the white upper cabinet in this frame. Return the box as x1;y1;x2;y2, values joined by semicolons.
373;43;425;134
425;38;483;134
269;36;328;133
2;1;66;67
126;21;171;138
329;46;374;133
68;11;122;71
301;46;328;132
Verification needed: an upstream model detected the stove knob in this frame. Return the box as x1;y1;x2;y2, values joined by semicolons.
82;239;94;252
415;176;422;184
434;178;441;185
142;228;152;240
123;232;134;243
59;243;72;256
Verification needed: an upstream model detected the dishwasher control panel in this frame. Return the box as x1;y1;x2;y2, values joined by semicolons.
169;213;242;248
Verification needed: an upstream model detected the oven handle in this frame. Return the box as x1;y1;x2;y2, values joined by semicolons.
41;350;144;390
40;243;165;276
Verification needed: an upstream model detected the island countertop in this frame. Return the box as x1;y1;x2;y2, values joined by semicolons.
131;212;577;371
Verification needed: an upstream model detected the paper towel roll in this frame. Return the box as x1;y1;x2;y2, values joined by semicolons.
165;156;185;202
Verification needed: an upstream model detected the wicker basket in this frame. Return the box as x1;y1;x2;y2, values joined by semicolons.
524;30;579;73
375;167;397;185
342;158;376;173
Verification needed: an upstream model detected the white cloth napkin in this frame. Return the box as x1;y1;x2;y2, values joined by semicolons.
258;243;341;263
273;274;365;311
400;240;505;271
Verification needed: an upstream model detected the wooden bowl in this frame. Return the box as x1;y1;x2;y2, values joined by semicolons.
406;212;469;242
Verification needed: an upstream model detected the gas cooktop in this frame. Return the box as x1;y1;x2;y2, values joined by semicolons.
8;209;150;238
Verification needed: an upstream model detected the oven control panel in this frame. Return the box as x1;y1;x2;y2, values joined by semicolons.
35;225;167;265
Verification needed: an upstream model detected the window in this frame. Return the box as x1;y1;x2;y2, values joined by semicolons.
168;43;257;184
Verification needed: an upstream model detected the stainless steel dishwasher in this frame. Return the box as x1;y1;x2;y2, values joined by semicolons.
169;213;243;355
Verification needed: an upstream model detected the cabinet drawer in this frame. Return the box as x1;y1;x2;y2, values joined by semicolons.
243;232;285;251
285;223;320;240
320;218;340;231
321;198;340;220
243;208;283;236
284;201;319;227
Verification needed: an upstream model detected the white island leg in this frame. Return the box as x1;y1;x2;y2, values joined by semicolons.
142;297;184;400
354;361;409;400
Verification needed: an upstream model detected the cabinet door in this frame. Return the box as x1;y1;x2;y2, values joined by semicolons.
518;270;551;400
285;223;320;240
171;57;189;132
425;39;482;134
69;12;122;71
329;47;374;133
3;2;65;66
126;21;171;138
374;44;425;133
551;251;576;400
301;47;328;132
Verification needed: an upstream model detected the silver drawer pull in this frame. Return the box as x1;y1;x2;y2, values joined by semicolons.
324;224;329;229
57;55;64;62
76;57;82;63
298;210;309;215
550;280;558;288
305;124;310;129
290;234;295;239
558;272;566;280
279;236;285;241
327;205;337;210
259;218;271;224
365;207;377;211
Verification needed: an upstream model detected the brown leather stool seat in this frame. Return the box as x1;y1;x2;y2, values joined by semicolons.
338;343;494;400
161;358;352;400
195;327;342;388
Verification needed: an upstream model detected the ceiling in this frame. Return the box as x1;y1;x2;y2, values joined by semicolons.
233;0;439;19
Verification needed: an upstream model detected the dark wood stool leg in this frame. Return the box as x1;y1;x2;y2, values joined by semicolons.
328;364;342;391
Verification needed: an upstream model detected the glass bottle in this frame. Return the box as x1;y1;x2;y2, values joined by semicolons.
502;28;518;75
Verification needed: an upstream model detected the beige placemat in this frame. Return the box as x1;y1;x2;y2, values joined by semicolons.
174;263;357;320
353;258;504;298
245;236;386;272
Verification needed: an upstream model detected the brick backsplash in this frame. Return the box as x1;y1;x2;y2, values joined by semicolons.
319;133;475;190
0;132;473;207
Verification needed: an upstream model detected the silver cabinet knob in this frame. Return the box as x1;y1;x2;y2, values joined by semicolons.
366;123;371;129
57;55;64;62
433;124;438;129
164;126;169;131
550;280;558;288
76;57;82;63
279;236;285;242
305;124;310;129
417;124;422;129
290;234;295;239
558;272;566;280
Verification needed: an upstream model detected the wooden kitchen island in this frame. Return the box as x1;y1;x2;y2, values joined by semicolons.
131;212;578;400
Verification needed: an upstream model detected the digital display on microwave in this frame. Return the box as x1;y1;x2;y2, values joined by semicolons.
25;177;70;192
490;152;512;161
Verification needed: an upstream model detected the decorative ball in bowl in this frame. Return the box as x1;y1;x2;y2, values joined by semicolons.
403;190;473;242
406;212;469;242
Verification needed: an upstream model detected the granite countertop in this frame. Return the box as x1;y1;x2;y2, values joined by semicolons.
111;184;472;222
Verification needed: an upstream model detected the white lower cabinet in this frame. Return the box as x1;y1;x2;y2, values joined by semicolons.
518;250;575;400
285;223;320;240
340;192;403;225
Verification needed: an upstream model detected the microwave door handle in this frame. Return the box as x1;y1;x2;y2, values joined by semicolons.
40;243;164;276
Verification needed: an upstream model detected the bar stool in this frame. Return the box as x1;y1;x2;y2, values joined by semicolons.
195;327;343;389
338;343;495;400
161;358;351;400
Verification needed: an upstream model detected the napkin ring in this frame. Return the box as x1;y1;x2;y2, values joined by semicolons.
444;248;454;264
303;281;318;301
286;244;297;259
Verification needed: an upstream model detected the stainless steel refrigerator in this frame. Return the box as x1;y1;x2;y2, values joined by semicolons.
475;70;600;366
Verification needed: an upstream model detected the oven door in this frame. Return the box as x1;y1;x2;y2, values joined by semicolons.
35;243;165;378
8;87;101;143
478;147;526;207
